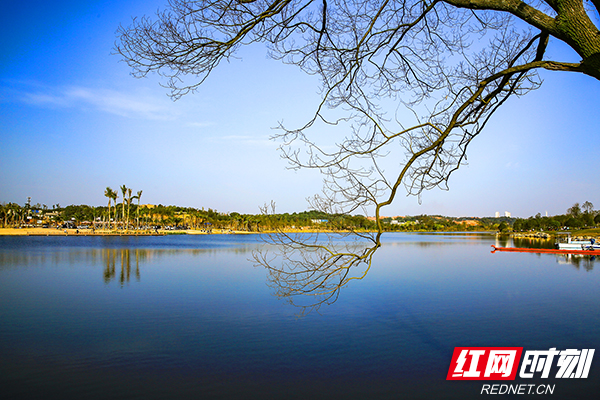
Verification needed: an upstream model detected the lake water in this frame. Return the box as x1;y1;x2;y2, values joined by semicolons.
1;233;599;399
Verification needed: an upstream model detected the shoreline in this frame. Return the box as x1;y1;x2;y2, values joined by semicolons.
0;227;168;236
7;228;584;238
0;227;354;236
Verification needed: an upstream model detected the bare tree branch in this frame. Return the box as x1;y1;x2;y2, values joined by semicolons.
116;0;600;311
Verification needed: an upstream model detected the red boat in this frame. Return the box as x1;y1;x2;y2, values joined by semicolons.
491;245;600;255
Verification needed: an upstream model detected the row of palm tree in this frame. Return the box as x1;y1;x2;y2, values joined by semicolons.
104;186;143;230
0;203;24;227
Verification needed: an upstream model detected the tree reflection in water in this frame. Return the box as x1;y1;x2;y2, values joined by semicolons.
102;249;142;285
253;230;380;315
257;232;600;315
555;254;596;272
503;237;597;271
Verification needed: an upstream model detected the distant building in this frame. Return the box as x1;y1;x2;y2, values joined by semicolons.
495;211;500;218
504;211;511;217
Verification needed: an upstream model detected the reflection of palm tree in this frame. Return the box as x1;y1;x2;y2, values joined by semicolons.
103;249;116;283
135;249;141;281
102;249;142;284
120;250;125;284
125;249;131;283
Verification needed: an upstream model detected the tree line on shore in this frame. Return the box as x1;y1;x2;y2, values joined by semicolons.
3;190;594;233
1;187;506;232
0;201;505;232
0;200;373;231
509;202;599;232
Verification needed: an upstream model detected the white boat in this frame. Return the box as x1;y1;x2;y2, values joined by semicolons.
555;235;600;250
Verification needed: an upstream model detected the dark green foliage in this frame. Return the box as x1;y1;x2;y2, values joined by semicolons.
512;201;598;232
5;198;596;232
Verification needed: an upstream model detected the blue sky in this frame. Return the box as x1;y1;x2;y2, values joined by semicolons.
1;1;599;217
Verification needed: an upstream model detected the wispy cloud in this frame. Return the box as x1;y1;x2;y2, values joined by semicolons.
504;161;521;169
186;122;214;128
19;84;179;121
215;134;276;147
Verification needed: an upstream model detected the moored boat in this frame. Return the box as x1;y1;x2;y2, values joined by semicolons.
555;234;600;251
491;245;600;255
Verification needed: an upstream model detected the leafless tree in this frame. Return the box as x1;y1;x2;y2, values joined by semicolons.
116;0;600;311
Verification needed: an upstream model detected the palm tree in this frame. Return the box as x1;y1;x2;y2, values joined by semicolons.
120;185;127;230
126;188;133;231
111;191;118;230
105;187;119;230
136;190;143;229
0;204;6;228
104;187;114;229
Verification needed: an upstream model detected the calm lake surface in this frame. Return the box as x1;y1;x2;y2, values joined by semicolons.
1;233;599;399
